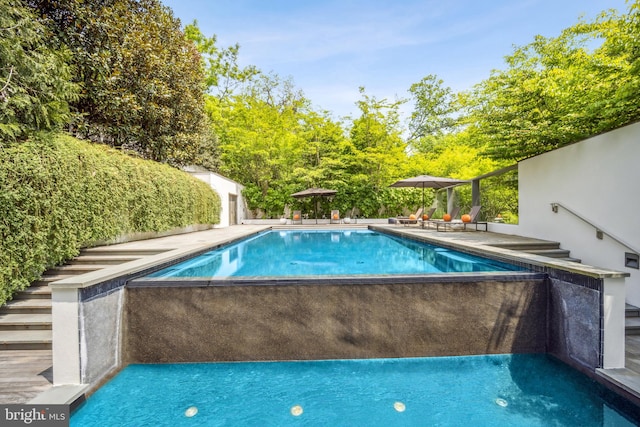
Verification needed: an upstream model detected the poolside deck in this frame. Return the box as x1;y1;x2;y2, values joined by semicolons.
1;223;638;405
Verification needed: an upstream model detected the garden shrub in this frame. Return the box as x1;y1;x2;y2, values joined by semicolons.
0;134;221;305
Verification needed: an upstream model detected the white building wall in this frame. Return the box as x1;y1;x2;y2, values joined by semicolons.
516;122;640;305
189;171;245;228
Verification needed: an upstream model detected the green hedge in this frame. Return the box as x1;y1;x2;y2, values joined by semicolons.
0;134;221;305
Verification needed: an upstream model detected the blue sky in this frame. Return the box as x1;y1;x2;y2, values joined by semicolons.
161;0;629;120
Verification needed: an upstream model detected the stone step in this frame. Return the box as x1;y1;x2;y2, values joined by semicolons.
0;314;51;331
560;257;582;263
626;317;640;335
0;299;51;315
627;304;640;318
0;330;52;350
71;255;141;265
14;287;51;300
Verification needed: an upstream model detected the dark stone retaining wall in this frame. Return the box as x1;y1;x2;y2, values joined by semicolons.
123;277;548;364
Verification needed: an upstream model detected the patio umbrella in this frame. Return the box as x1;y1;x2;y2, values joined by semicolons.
389;175;468;215
291;188;337;224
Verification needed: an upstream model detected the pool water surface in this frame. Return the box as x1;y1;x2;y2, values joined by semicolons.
147;229;522;278
71;354;640;426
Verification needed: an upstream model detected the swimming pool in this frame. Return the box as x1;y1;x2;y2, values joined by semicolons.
147;229;522;278
71;354;640;426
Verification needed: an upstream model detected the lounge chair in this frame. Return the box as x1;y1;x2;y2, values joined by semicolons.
425;206;460;230
397;208;423;226
418;207;436;227
292;210;302;225
330;210;341;224
462;205;488;231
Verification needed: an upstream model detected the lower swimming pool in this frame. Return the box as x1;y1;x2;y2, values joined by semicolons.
71;354;640;426
147;229;521;278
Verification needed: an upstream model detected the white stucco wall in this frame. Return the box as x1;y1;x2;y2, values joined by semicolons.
189;171;245;228
516;122;640;305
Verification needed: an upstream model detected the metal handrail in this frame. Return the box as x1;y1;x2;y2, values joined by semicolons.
550;201;640;254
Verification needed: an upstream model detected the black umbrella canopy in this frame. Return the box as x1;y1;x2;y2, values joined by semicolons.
291;188;337;223
389;175;468;215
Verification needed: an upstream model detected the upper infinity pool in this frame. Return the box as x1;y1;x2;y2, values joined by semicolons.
147;229;522;278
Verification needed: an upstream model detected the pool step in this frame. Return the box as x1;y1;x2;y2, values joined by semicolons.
627;304;640;336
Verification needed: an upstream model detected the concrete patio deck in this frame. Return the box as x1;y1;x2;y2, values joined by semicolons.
1;223;637;409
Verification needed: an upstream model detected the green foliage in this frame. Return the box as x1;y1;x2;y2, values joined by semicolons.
0;0;78;143
0;134;220;306
465;4;640;161
29;0;214;165
184;21;260;99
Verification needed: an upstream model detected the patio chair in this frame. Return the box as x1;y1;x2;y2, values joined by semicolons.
462;205;488;231
292;210;302;225
330;210;341;224
425;206;460;230
397;208;423;226
418;207;436;227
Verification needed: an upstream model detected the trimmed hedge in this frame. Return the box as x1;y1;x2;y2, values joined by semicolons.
0;134;221;305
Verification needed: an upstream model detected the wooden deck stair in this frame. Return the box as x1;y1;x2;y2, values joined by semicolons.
0;249;158;351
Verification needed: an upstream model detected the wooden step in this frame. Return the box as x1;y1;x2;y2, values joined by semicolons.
627;304;640;318
0;330;52;350
489;241;561;251
80;248;168;256
0;299;51;315
32;275;74;287
14;287;51;300
43;265;110;275
71;255;141;265
626;317;640;335
0;314;51;331
522;248;572;258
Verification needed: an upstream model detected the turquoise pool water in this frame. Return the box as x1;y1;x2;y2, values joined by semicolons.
71;354;640;426
148;229;522;278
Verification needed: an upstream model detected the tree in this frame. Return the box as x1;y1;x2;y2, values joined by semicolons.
0;0;77;143
407;74;458;145
28;0;214;164
465;5;640;161
184;22;260;100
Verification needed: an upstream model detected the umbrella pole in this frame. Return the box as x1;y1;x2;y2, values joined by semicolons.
315;196;318;224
